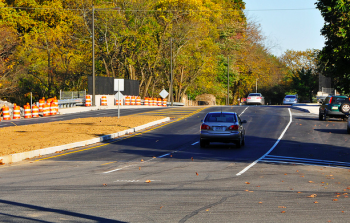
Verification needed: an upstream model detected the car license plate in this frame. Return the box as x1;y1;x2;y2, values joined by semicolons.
332;106;338;110
213;127;225;131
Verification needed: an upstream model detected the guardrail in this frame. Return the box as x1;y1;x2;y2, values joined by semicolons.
58;99;84;108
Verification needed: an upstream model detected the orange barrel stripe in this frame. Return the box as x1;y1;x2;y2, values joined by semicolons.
101;96;107;106
85;95;92;107
32;104;39;118
43;103;50;116
162;98;167;107
2;106;11;120
136;96;141;105
13;105;21;119
24;103;32;118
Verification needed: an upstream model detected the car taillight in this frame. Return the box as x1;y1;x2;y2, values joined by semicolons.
201;124;210;130
256;97;261;99
228;125;239;130
329;97;333;104
247;97;251;99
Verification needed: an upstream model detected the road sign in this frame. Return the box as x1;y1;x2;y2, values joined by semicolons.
114;79;124;91
159;89;169;99
114;92;124;99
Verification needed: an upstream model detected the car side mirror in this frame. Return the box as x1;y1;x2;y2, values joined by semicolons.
241;120;247;124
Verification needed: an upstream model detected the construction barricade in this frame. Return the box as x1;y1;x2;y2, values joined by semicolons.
144;97;149;106
115;98;122;105
43;103;50;116
162;98;167;107
13;105;21;119
39;97;45;112
50;101;57;115
85;95;92;107
24;103;32;119
157;98;162;106
101;96;107;106
2;105;11;120
136;96;141;105
32;104;39;118
131;96;136;105
125;96;130;105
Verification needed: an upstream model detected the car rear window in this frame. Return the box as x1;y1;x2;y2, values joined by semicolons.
331;97;349;105
285;95;296;98
205;113;237;122
249;94;260;97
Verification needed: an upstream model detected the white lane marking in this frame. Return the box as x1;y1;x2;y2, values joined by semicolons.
262;155;350;168
239;106;249;116
236;108;293;176
191;141;199;145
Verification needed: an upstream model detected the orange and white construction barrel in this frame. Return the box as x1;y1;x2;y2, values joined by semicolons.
24;103;32;118
2;106;11;120
101;96;107;106
32;104;39;118
43;103;50;117
136;96;141;106
162;98;167;107
13;105;21;119
131;96;136;105
144;97;149;106
85;95;92;107
125;96;130;105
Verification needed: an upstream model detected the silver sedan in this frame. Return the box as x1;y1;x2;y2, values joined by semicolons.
246;93;265;105
200;112;247;148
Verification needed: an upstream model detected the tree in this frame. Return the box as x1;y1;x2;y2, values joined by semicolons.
316;0;350;93
290;68;318;102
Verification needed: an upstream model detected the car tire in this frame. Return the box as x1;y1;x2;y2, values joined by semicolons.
318;113;323;121
347;125;350;134
340;103;350;113
323;111;330;121
200;139;207;148
241;135;245;146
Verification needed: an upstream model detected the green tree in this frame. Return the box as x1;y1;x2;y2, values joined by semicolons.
316;0;350;93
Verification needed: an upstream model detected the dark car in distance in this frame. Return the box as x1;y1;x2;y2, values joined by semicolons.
319;95;349;121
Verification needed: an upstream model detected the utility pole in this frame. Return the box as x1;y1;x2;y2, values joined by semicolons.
227;56;229;105
170;38;174;106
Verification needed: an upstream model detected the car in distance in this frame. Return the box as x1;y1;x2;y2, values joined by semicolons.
246;93;265;105
319;95;349;121
283;95;298;105
200;112;247;148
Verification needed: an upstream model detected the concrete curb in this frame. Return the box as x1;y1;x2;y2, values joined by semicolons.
0;117;170;164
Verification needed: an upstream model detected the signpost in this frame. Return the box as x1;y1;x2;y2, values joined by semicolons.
114;79;124;118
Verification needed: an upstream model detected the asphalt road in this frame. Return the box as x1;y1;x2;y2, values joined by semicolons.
1;105;350;223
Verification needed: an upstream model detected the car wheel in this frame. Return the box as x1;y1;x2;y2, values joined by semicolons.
348;125;350;134
318;113;323;121
323;111;330;121
200;139;207;148
340;103;350;113
241;134;245;146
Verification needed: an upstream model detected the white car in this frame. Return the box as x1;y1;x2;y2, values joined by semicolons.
283;95;298;105
246;93;265;105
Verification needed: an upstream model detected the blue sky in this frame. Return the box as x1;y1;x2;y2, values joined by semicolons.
243;0;325;57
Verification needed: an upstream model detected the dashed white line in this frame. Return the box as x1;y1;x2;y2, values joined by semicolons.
236;108;293;176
